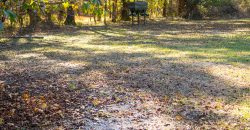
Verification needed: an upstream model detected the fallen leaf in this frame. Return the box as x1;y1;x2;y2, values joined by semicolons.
41;103;47;109
39;96;46;103
175;115;183;121
55;126;65;130
92;98;102;106
22;91;30;101
163;95;169;102
34;107;39;113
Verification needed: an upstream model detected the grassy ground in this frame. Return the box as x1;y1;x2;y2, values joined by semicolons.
0;19;250;129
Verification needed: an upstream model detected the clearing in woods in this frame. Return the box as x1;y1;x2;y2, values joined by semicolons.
0;19;250;129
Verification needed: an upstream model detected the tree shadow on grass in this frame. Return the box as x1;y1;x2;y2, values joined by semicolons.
40;45;250;128
88;26;250;65
0;19;250;129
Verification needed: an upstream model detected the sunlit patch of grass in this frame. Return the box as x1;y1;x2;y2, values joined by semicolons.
214;18;250;23
226;88;250;120
133;33;250;65
232;98;250;120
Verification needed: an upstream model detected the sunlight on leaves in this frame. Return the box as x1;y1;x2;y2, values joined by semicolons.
22;91;30;102
40;103;47;110
92;98;102;106
62;2;70;9
0;118;4;125
68;82;77;90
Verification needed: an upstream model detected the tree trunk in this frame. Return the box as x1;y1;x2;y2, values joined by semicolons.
168;0;174;19
94;15;97;24
109;0;112;18
97;16;102;21
178;0;186;17
189;5;202;19
64;6;76;25
121;0;130;21
46;11;53;25
104;0;107;25
27;9;41;27
184;0;202;19
112;0;117;22
97;8;102;22
178;0;202;19
58;10;64;25
162;0;167;17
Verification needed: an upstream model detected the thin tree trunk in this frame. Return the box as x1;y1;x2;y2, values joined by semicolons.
97;6;102;22
97;15;102;21
64;5;76;25
121;0;130;21
184;0;202;19
109;0;112;18
94;15;97;24
168;0;174;19
178;0;186;17
112;0;117;22
104;0;107;25
162;0;167;17
58;10;64;25
46;11;53;25
27;9;41;27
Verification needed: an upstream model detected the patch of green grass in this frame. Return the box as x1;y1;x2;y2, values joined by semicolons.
129;34;250;65
237;100;250;120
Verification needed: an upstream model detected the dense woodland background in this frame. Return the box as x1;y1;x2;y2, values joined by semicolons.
0;0;250;32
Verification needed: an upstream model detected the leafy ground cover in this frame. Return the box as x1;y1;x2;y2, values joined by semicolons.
0;19;249;129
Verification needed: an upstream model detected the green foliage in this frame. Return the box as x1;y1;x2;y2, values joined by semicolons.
200;0;232;7
3;10;16;23
82;2;91;14
63;2;70;9
189;0;202;5
0;7;16;30
82;0;103;16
